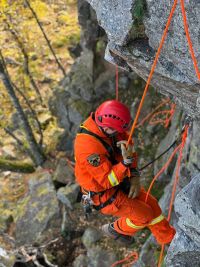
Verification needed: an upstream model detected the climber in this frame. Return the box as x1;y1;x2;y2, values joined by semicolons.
74;100;176;245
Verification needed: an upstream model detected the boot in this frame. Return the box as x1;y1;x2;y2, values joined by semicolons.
102;223;134;245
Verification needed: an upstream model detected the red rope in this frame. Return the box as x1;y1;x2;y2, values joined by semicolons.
116;65;119;100
180;0;200;80
111;251;138;267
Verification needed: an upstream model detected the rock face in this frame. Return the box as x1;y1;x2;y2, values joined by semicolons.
80;1;200;266
166;174;200;267
86;0;200;119
15;170;61;245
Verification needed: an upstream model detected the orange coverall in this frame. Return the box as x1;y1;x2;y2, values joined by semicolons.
74;113;175;245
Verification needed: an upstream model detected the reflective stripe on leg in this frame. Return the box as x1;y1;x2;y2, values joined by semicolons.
148;214;165;226
126;218;145;229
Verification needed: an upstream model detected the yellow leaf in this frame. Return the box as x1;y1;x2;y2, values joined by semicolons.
0;0;8;10
31;0;48;19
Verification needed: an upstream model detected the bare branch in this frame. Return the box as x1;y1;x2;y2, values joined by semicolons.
14;84;44;146
24;0;67;76
0;50;46;166
0;44;44;146
5;18;43;103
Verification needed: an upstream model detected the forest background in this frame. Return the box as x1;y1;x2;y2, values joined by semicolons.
0;0;80;170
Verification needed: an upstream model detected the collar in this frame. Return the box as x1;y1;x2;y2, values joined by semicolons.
83;113;107;138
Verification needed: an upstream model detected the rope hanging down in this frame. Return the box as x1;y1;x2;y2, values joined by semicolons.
117;0;198;265
157;125;189;267
115;65;119;101
180;0;200;80
127;0;178;145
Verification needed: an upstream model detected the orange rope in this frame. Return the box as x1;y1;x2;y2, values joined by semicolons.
136;98;170;128
164;103;176;128
111;251;138;267
180;0;200;80
158;244;165;267
149;103;176;128
167;125;188;220
116;65;119;100
157;125;189;267
145;143;181;203
127;0;178;145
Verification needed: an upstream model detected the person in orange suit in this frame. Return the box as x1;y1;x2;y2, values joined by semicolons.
74;100;175;245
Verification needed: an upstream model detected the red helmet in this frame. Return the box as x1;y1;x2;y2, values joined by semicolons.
95;100;131;133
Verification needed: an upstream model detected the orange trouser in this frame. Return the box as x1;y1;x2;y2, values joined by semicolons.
100;188;176;245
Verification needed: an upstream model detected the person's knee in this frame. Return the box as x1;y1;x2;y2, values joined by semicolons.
135;207;154;225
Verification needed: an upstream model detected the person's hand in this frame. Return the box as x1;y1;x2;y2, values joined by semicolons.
117;140;134;166
128;176;141;199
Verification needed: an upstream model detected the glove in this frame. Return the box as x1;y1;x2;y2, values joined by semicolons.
117;140;134;166
128;176;141;199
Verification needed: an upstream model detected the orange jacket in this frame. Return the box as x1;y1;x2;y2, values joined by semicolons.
74;113;137;195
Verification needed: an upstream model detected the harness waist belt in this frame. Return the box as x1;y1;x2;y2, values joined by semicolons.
93;188;119;211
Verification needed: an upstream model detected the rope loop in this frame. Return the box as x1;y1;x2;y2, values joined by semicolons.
111;251;138;267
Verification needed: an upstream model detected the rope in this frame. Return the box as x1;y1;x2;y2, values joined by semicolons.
145;143;181;203
135;99;176;129
136;98;170;128
139;138;178;171
157;125;189;267
167;125;188;221
149;103;176;128
127;0;178;145
66;157;75;171
180;0;200;80
111;251;138;267
115;65;119;100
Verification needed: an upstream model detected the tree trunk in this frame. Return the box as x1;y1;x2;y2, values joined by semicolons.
0;57;46;166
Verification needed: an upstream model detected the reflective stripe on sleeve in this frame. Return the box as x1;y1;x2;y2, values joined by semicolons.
108;170;119;187
126;218;145;229
148;214;165;226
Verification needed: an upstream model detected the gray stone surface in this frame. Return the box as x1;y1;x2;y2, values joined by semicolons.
15;170;60;245
165;174;200;266
57;183;80;210
73;254;89;267
73;247;117;267
166;229;200;267
49;49;95;134
87;247;117;267
144;0;200;84
174;174;200;246
153;108;182;180
86;0;134;46
53;158;75;184
86;0;200;118
82;227;102;248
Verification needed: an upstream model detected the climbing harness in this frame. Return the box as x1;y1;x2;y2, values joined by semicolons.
80;187;119;220
81;190;94;220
